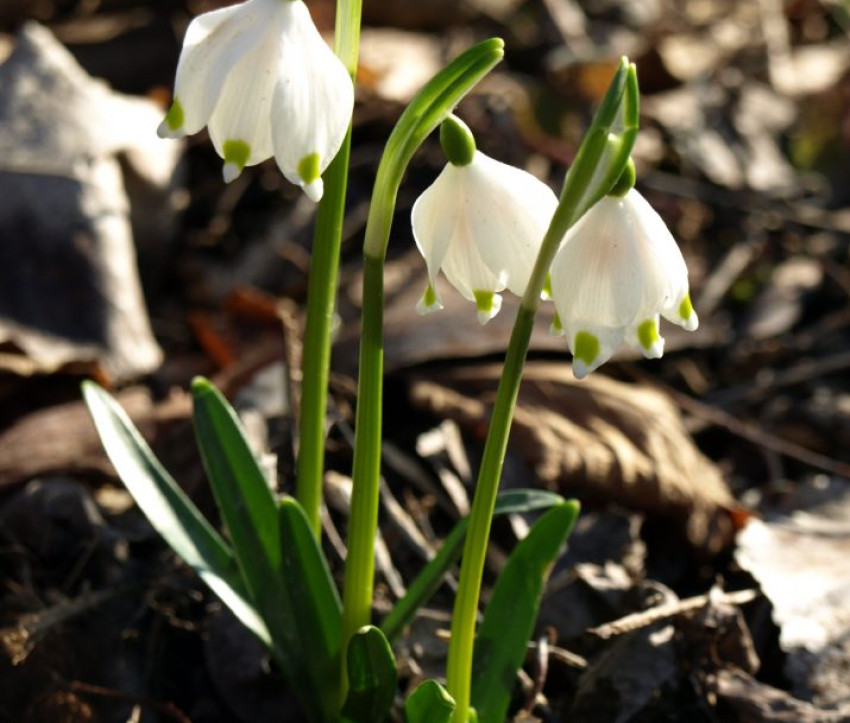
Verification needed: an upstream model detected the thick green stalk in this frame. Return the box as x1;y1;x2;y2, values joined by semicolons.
296;0;363;538
341;38;505;678
445;59;640;721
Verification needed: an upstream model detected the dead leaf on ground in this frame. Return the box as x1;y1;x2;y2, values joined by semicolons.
736;478;850;708
409;362;735;550
0;386;190;490
713;667;850;723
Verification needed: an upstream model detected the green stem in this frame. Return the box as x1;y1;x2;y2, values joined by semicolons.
340;38;505;687
445;59;640;722
295;0;363;538
340;252;384;649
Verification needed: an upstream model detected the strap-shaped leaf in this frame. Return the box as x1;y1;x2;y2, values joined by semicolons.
471;500;580;723
279;496;342;705
191;378;339;722
404;680;456;723
81;381;269;645
341;625;397;723
381;489;565;642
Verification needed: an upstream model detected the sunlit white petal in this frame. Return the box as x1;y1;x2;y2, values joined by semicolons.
160;1;267;139
464;154;558;295
271;0;354;201
207;12;282;180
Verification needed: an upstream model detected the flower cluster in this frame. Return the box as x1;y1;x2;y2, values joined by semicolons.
412;119;698;377
158;0;353;201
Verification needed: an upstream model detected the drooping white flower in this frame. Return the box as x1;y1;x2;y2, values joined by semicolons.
157;0;353;201
550;187;698;379
412;117;558;324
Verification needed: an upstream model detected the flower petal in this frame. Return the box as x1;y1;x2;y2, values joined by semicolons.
550;196;644;329
411;164;463;285
439;208;505;302
206;7;284;180
463;153;557;296
163;0;270;138
271;0;354;200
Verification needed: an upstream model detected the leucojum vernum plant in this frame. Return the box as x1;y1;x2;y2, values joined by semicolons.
82;0;698;721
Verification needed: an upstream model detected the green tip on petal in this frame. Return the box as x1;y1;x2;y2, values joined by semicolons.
572;331;600;379
416;282;443;315
440;115;476;167
637;319;659;350
424;283;438;308
541;274;553;301
222;139;252;182
549;309;564;336
298;152;321;185
473;289;501;324
679;293;694;322
157;99;185;138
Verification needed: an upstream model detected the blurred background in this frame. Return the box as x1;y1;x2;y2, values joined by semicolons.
1;1;850;721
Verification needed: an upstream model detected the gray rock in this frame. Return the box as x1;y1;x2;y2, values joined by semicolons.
0;22;181;380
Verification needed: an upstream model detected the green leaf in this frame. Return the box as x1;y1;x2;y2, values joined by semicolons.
278;496;342;697
471;501;580;723
404;680;456;723
341;626;397;723
191;378;339;722
381;489;565;642
81;381;269;645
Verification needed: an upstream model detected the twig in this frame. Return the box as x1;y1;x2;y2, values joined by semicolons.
588;588;758;640
67;681;192;723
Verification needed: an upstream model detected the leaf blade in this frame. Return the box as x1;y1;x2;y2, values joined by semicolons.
191;378;339;722
341;625;397;723
404;680;456;723
81;381;269;644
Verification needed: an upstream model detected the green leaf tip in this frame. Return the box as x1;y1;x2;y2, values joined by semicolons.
190;376;215;396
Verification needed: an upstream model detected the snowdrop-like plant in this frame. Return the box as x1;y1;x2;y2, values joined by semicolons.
157;0;353;201
412;115;558;323
549;163;698;378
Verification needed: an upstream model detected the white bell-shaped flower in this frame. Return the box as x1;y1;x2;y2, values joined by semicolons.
157;0;353;201
412;116;558;324
550;185;698;379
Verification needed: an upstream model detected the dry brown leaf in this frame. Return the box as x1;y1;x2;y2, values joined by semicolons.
713;668;850;723
0;387;191;490
409;362;734;550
